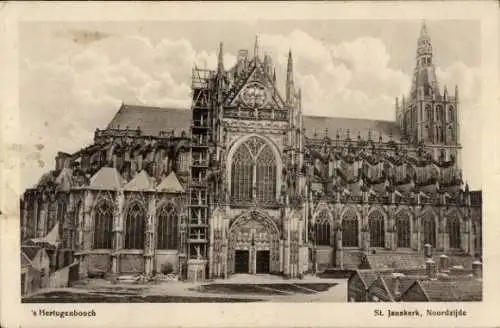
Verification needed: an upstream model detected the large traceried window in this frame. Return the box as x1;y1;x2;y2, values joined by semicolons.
342;209;358;247
314;211;331;246
93;201;113;249
124;203;146;249
230;136;277;203
396;211;411;248
369;211;385;248
157;203;179;250
447;216;461;249
422;214;436;247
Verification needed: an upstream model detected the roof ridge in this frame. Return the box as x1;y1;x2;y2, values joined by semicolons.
121;103;190;111
304;115;396;123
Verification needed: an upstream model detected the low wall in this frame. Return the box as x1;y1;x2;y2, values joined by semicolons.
155;250;179;274
48;262;80;288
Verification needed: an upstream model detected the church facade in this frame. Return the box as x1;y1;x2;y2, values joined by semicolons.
20;23;482;281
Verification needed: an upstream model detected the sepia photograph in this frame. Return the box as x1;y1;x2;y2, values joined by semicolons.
17;17;484;304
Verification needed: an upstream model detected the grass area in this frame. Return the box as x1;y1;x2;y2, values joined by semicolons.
22;291;261;303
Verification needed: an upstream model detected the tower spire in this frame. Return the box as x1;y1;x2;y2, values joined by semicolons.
272;68;277;85
254;35;259;59
217;42;224;74
286;49;294;104
420;20;428;38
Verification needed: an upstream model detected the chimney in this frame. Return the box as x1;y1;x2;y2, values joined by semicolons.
424;244;433;258
392;273;404;299
439;254;449;272
472;260;482;279
426;258;437;280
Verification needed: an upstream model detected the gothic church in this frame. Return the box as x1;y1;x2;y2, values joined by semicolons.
21;23;482;281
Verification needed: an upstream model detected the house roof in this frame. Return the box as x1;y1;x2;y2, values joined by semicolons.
303;115;400;141
416;279;482;301
362;253;427;270
107;104;191;137
379;274;417;300
89;167;125;190
354;269;393;289
157;171;185;193
21;246;42;261
124;170;155;191
21;252;32;267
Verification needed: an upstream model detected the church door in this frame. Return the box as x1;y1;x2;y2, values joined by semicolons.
256;250;270;273
234;250;249;273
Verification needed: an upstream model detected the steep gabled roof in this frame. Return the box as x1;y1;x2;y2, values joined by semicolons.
107;104;191;137
354;269;393;289
124;170;155;191
89;167;125;190
21;251;33;267
21;246;42;261
157;171;184;193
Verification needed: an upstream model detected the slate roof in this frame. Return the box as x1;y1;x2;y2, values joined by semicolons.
416;279;482;301
362;253;427;270
157;171;185;193
107;104;191;137
303;115;400;141
21;246;41;261
124;170;155;191
89;167;125;190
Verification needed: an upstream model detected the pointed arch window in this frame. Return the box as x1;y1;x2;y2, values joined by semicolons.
422;214;436;247
342;209;358;247
57;200;66;242
473;221;481;254
425;105;432;122
436;106;443;122
369;211;385;247
230;137;277;203
93;201;113;249
70;202;81;250
448;106;454;122
256;145;277;202
314;210;331;246
124;203;146;249
396;211;411;248
157;203;179;250
447;216;461;249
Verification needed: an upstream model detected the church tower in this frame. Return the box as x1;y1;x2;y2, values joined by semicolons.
397;21;461;162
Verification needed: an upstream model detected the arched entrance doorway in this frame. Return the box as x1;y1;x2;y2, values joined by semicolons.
227;211;280;275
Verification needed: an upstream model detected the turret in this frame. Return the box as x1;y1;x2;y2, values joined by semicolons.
443;85;448;101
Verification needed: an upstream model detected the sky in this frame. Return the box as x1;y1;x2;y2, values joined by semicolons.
18;20;482;190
